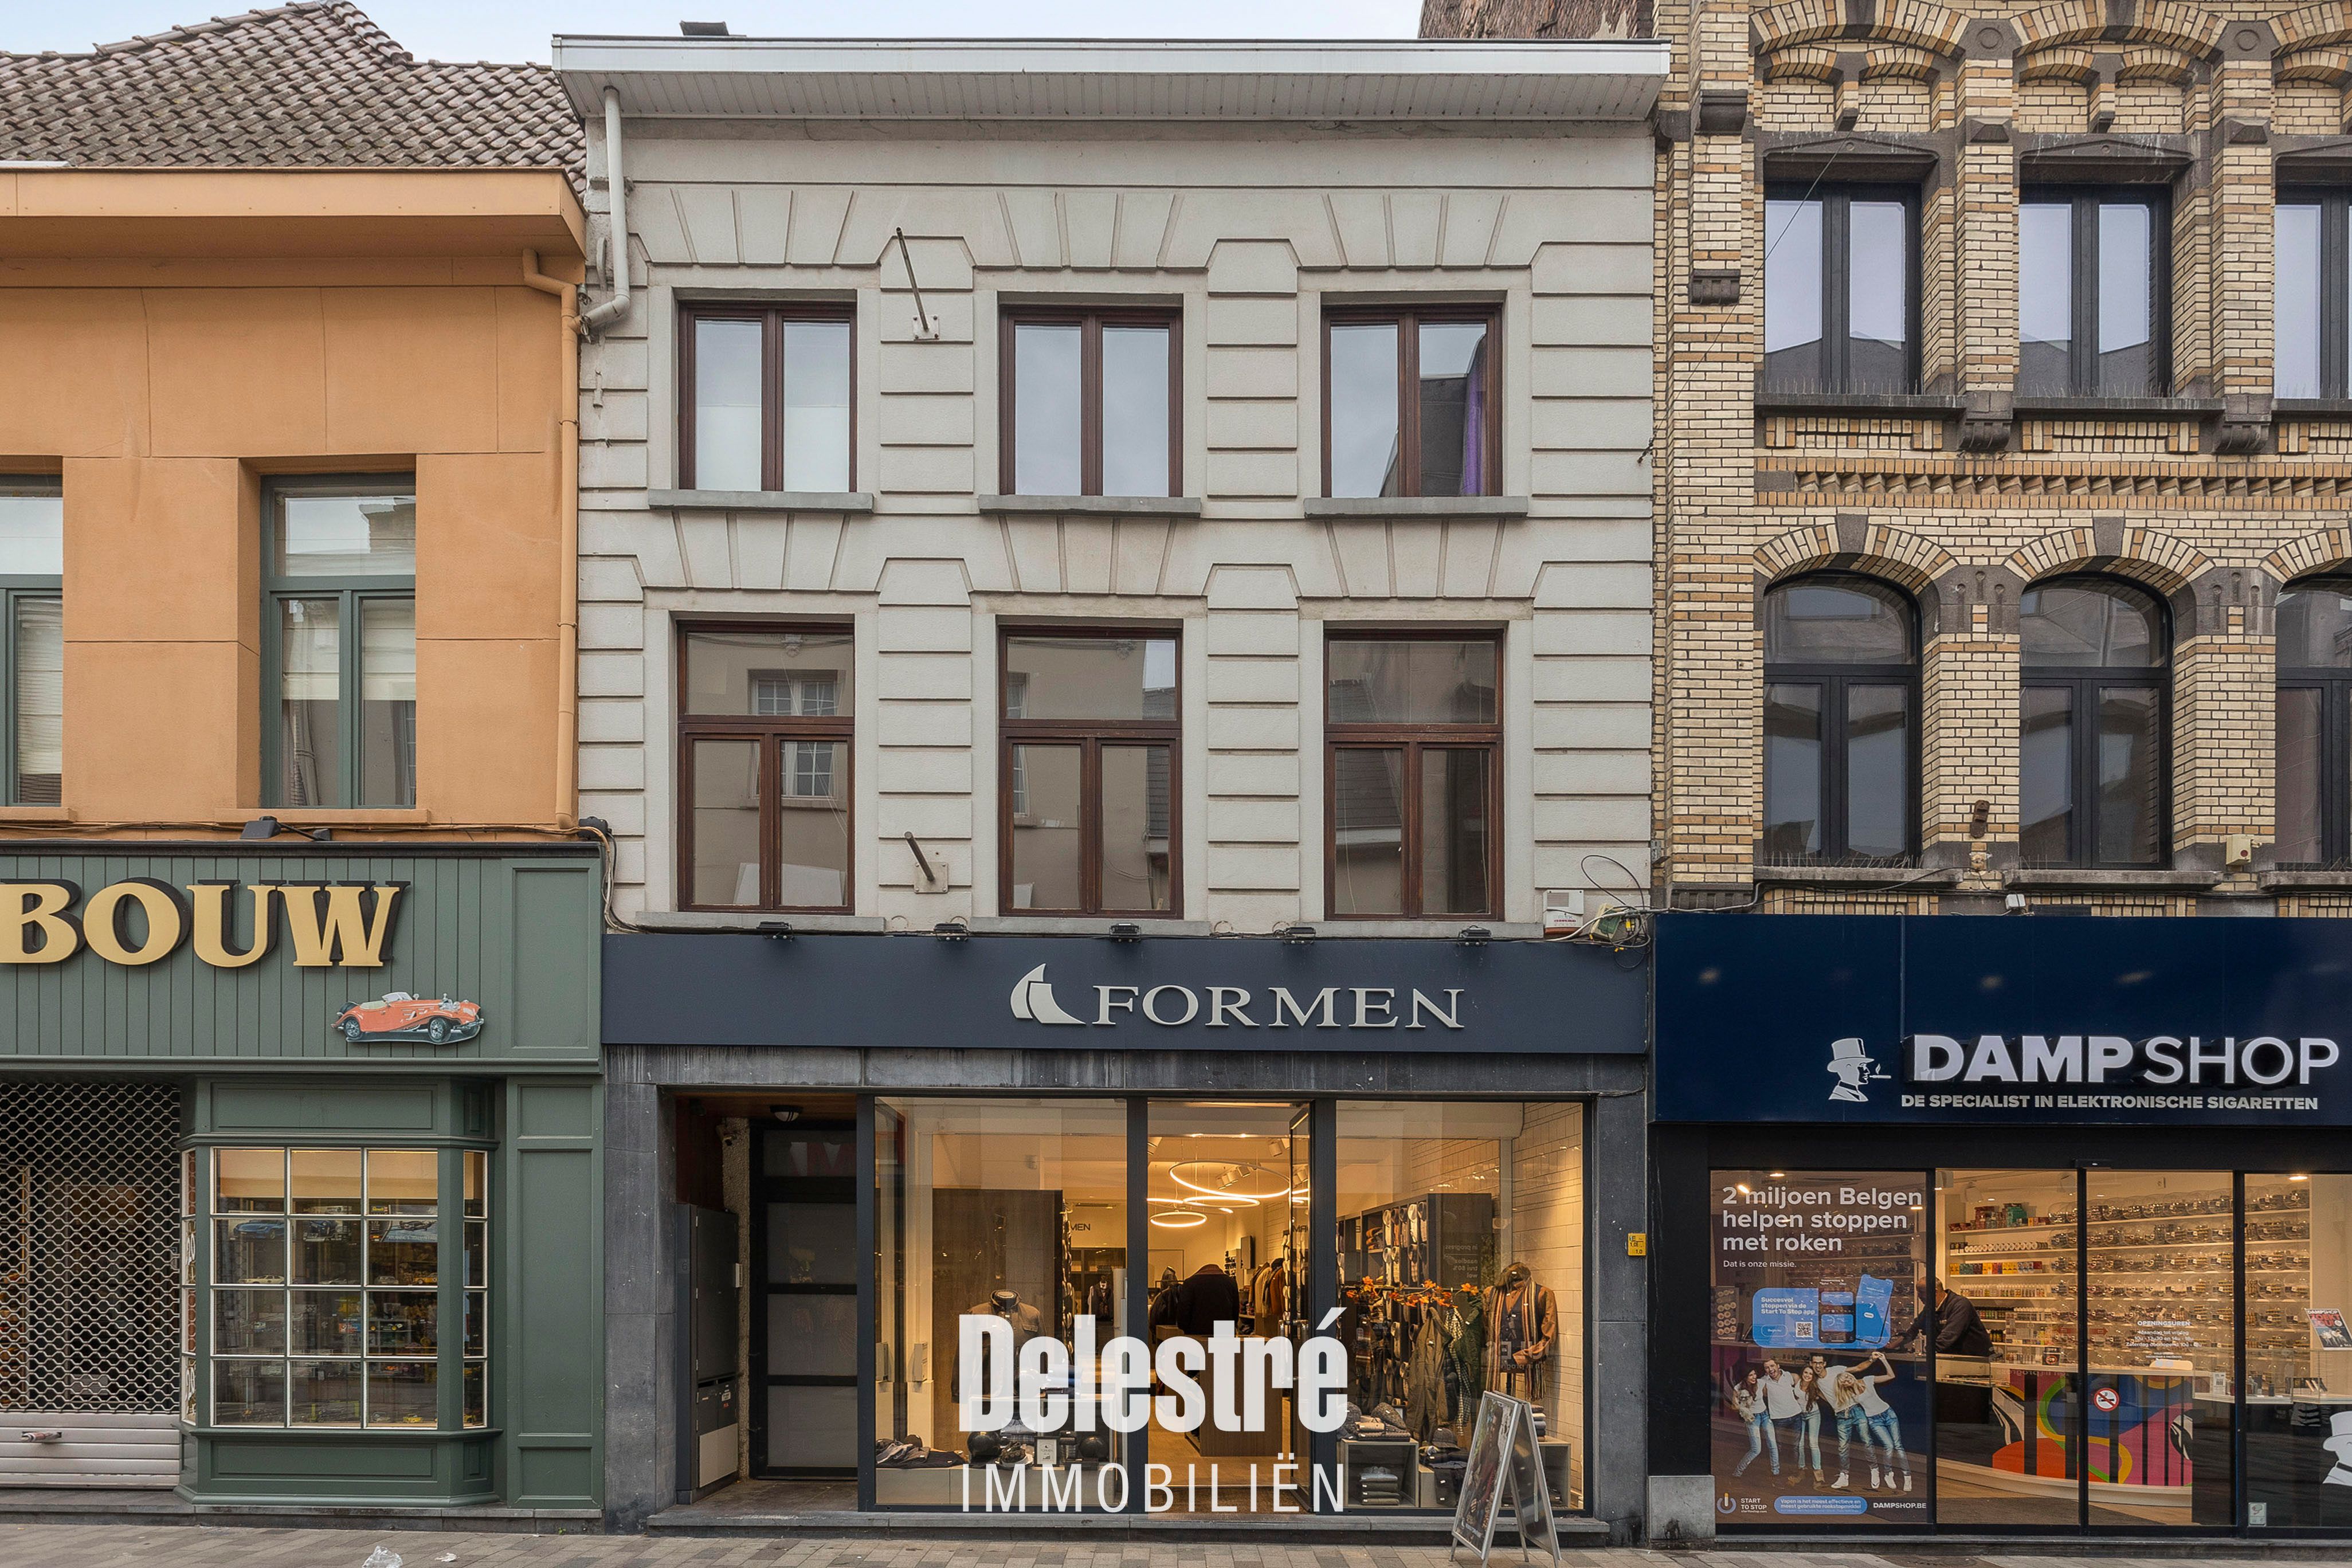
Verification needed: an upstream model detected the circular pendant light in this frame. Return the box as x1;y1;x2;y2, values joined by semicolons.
1149;1208;1207;1229
1168;1159;1291;1202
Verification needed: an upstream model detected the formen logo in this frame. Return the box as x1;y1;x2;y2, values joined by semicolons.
1006;963;1465;1031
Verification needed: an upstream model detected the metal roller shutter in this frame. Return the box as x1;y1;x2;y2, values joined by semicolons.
0;1081;181;1487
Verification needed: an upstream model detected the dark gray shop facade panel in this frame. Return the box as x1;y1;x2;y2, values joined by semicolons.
602;931;1647;1053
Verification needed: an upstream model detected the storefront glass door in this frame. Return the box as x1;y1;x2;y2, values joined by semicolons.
1934;1169;2079;1527
1145;1100;1305;1512
2080;1170;2235;1527
871;1097;1128;1509
2244;1173;2347;1528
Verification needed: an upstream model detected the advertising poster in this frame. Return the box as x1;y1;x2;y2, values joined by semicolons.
1710;1170;1928;1525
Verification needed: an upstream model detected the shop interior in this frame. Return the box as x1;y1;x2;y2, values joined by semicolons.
661;1093;1586;1518
1932;1167;2346;1530
1709;1162;2352;1534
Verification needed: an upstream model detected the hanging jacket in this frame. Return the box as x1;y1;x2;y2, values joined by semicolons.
1405;1305;1450;1438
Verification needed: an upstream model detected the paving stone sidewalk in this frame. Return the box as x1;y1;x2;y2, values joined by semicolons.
0;1531;2324;1568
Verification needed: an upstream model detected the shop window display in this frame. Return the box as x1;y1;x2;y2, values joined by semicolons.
1335;1102;1584;1514
2244;1174;2351;1528
1144;1101;1310;1513
865;1097;1587;1514
201;1147;485;1430
1709;1171;1928;1526
873;1099;1128;1508
1932;1169;2233;1528
1714;1164;2342;1532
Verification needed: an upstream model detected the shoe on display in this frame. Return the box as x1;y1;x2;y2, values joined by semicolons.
1903;1473;1914;1493
1830;1473;1849;1490
1868;1468;1881;1489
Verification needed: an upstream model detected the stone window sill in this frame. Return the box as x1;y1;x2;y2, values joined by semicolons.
2003;867;2220;891
1757;863;1957;889
1303;496;1530;520
260;809;434;827
2257;869;2352;891
646;489;876;512
977;495;1204;518
2276;399;2352;418
968;915;1214;936
1304;919;1544;938
2010;396;2223;417
1753;391;1964;417
633;910;887;934
0;806;73;824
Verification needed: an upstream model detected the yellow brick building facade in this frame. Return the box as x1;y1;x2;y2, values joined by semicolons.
1436;0;2352;914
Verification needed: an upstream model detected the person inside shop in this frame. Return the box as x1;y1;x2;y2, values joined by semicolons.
1901;1275;1992;1358
1165;1261;1241;1334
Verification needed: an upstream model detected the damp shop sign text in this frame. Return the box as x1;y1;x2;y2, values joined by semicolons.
0;880;405;969
1902;1034;2340;1105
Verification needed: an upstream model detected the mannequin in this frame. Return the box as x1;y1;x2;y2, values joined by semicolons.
1486;1261;1557;1409
957;1287;1045;1393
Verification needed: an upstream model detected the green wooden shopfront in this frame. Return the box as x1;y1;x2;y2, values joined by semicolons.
0;843;603;1514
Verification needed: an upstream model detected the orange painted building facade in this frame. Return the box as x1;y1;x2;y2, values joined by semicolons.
0;167;585;836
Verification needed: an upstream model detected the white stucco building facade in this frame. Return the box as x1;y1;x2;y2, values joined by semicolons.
557;37;1667;936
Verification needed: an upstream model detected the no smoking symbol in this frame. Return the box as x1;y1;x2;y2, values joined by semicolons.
2092;1387;2120;1413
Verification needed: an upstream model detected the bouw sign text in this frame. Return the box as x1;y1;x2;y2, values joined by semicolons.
0;880;404;969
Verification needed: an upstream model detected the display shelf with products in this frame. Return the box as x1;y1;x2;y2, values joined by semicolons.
1936;1175;2322;1384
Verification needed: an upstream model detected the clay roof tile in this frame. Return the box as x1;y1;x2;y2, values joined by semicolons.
0;1;581;191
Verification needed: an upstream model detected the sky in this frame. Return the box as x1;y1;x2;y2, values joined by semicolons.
7;1;1426;64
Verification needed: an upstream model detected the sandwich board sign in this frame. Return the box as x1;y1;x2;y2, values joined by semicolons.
1450;1391;1561;1566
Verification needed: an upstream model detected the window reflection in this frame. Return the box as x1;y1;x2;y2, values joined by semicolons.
1014;323;1083;496
2020;580;2166;868
2020;202;2075;396
1330;322;1401;497
1763;198;1825;390
1761;578;1915;863
2278;203;2324;401
2276;579;2352;867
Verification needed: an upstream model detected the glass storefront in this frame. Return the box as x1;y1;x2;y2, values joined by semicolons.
850;1095;1587;1513
1708;1163;2347;1533
1336;1101;1585;1512
873;1099;1128;1508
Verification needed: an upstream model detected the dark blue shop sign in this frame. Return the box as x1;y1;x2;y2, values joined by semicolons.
1657;912;2352;1126
602;931;1645;1053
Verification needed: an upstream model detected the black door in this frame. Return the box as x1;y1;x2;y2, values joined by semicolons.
751;1122;859;1477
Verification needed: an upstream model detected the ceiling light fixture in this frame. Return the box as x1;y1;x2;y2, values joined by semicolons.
1149;1209;1206;1229
1167;1160;1292;1202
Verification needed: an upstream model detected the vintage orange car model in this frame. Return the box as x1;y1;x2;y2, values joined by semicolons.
334;992;484;1045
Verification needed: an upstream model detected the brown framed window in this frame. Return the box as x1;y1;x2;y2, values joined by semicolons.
1000;630;1179;916
1323;307;1500;499
1325;632;1501;919
999;309;1181;497
678;623;854;911
679;304;854;492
